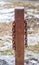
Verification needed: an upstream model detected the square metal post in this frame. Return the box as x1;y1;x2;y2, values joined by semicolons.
15;7;24;65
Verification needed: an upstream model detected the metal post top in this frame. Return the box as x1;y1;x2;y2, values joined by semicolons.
15;7;24;10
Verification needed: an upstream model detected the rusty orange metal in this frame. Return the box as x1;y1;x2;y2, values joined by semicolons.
12;7;27;65
15;7;24;65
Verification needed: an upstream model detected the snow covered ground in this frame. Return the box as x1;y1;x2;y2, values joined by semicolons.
0;1;39;65
28;33;39;46
0;1;39;23
0;33;39;51
0;55;15;65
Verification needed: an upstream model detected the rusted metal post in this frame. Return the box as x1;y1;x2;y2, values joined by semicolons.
15;7;24;65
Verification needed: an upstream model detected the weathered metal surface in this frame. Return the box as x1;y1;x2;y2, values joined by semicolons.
15;7;24;65
12;7;27;65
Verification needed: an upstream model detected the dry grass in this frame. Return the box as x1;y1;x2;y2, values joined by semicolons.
25;43;39;53
0;48;14;55
0;22;12;36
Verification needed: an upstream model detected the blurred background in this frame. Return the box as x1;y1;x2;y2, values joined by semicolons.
0;0;39;65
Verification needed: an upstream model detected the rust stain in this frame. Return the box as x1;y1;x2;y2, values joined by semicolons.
15;8;24;65
12;7;27;65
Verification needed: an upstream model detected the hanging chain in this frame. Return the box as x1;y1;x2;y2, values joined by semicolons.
12;21;27;50
12;21;16;50
24;20;27;47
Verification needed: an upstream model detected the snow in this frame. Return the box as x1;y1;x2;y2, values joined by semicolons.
0;1;15;23
33;14;39;18
0;55;15;65
0;33;39;51
0;1;39;65
0;35;12;51
28;33;39;46
15;7;24;9
0;1;39;23
0;8;14;13
26;9;39;18
30;60;37;63
0;1;11;6
0;8;15;23
0;1;7;6
0;41;12;51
